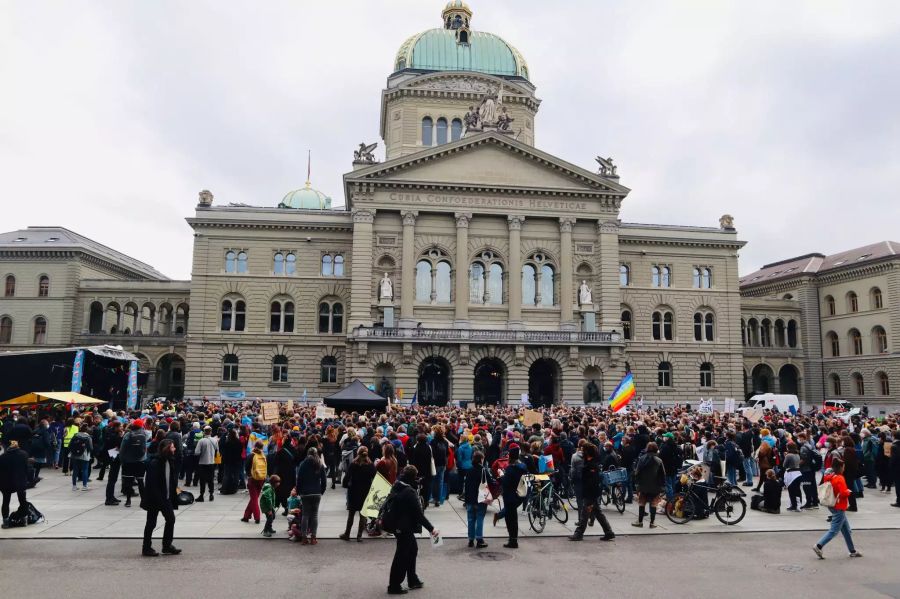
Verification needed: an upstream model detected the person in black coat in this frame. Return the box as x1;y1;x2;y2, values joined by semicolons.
494;444;528;549
0;441;30;526
569;443;615;542
102;421;123;505
272;442;296;511
340;446;376;542
386;465;438;595
140;439;180;557
410;434;433;511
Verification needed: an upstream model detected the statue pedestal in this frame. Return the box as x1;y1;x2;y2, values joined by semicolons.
379;299;395;328
580;305;596;333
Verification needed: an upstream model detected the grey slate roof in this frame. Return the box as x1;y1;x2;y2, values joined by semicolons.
0;226;167;280
740;241;899;287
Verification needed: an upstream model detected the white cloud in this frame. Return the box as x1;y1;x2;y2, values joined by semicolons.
1;0;898;279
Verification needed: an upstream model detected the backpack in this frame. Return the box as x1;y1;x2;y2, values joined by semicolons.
123;432;146;462
378;487;401;533
7;502;44;527
69;434;87;457
818;479;837;507
809;446;823;471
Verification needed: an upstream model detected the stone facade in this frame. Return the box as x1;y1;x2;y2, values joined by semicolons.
740;242;899;413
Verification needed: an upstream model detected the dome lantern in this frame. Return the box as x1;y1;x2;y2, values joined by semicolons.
442;1;473;37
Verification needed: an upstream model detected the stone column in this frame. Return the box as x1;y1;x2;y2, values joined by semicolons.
82;302;91;333
507;216;524;327
559;217;576;329
349;208;376;328
597;220;621;330
399;210;417;327
454;212;471;327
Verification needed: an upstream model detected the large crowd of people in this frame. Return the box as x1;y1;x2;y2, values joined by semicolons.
1;399;899;591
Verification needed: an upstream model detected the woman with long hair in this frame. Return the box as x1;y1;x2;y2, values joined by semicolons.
340;446;376;542
295;447;327;545
814;458;861;559
463;451;493;548
323;426;340;489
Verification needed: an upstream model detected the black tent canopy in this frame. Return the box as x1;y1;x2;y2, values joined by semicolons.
323;379;388;412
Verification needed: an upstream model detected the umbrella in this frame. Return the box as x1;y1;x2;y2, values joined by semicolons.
0;391;107;406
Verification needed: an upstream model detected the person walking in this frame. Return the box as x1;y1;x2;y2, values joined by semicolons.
0;441;29;528
569;443;615;542
495;444;528;548
813;458;861;559
69;424;93;491
194;426;217;502
631;441;665;528
339;446;376;542
384;465;439;595
60;417;78;475
120;420;148;508
140;438;180;557
296;446;327;545
462;451;493;548
242;441;267;524
103;421;123;505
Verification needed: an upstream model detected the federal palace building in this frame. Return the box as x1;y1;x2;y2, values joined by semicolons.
1;3;897;412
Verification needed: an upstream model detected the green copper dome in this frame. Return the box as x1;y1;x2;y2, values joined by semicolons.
394;4;529;80
279;182;332;210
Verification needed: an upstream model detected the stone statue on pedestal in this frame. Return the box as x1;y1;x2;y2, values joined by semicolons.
579;280;592;305
380;272;393;299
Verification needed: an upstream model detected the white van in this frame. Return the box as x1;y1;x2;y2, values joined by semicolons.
746;393;800;413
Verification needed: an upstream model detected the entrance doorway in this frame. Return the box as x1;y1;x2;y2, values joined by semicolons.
751;363;775;397
473;358;505;405
157;354;185;400
418;357;450;406
528;359;559;407
779;364;799;395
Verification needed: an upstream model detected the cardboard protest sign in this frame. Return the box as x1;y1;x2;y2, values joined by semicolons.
522;409;543;428
315;405;336;420
260;402;280;424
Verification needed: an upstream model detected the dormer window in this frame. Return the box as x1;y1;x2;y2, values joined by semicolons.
458;29;469;44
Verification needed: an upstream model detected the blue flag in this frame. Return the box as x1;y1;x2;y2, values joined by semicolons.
411;391;417;406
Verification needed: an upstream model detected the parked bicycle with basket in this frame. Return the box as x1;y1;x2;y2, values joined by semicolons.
665;463;747;525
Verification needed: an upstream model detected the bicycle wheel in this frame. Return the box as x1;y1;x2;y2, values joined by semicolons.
665;492;692;524
714;495;746;525
551;494;569;524
527;498;545;533
600;486;611;506
611;484;626;514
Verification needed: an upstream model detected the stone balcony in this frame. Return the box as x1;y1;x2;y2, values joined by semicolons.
351;326;622;345
742;345;804;359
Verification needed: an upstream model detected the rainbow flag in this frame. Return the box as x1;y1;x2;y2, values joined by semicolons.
608;372;636;413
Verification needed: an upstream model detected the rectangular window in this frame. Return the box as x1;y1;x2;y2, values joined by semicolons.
222;362;238;382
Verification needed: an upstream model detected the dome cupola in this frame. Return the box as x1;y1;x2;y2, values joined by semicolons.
278;180;332;210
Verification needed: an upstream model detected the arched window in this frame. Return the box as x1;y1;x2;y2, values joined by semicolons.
322;254;333;276
748;318;760;347
285;252;296;275
436;117;448;145
272;355;288;383
827;331;839;357
539;264;555;307
318;301;343;334
0;317;11;344
652;309;674;341
273;252;284;275
830;374;841;396
33;317;47;344
873;326;888;353
692;268;701;288
701;267;712;289
225;251;236;273
700;362;714;388
236;251;248;273
222;354;239;382
760;319;772;347
619;264;630;286
847;291;858;313
269;300;295;333
487;263;503;305
450;118;463;141
852;373;864;396
877;372;890;395
4;275;14;297
658;362;673;387
320;356;337;383
740;319;747;346
850;329;863;355
38;276;49;297
422;117;433;146
824;295;836;316
773;320;786;347
787;320;798;348
651;266;660;287
469;251;504;304
661;266;672;288
522;252;554;307
522;264;536;306
415;248;451;304
333;255;344;276
469;262;485;303
871;287;883;310
621;309;632;340
220;297;246;332
416;260;433;302
693;310;715;341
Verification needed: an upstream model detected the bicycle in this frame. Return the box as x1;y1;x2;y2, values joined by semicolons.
523;473;569;533
599;467;628;514
665;467;747;525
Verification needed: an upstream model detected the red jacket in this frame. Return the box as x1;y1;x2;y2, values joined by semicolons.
824;472;851;511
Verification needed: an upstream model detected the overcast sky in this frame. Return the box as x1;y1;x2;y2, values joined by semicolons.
2;1;898;280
